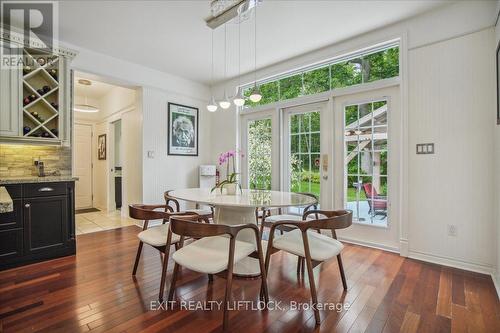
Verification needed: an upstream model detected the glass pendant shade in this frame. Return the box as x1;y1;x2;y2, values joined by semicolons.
249;85;262;103
207;96;218;112
233;88;245;106
219;91;231;109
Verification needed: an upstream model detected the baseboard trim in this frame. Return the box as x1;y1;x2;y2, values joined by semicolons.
491;271;500;300
338;236;400;254
408;250;493;275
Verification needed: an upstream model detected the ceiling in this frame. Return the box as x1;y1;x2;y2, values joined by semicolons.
74;75;115;99
54;1;455;84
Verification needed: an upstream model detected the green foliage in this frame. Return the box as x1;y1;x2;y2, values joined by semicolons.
241;46;399;109
248;118;272;190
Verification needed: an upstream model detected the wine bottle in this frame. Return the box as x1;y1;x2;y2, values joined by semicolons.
23;126;31;135
23;96;31;106
43;85;50;93
36;57;46;66
51;128;58;136
37;88;45;95
42;132;51;138
49;69;58;81
23;66;32;75
50;102;58;110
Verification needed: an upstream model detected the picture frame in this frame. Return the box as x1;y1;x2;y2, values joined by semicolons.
98;134;106;160
167;102;199;156
497;40;500;125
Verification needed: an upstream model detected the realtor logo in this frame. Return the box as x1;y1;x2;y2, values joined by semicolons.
1;1;58;51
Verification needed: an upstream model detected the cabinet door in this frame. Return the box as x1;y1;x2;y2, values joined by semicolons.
23;195;69;255
0;41;21;136
0;229;23;263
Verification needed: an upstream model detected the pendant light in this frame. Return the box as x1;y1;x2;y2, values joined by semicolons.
219;24;231;109
233;15;245;107
207;30;218;112
74;79;99;113
249;4;262;103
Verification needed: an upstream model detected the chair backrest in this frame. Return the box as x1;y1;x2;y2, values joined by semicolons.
164;190;180;212
362;183;378;198
128;204;194;221
302;209;353;232
170;217;259;240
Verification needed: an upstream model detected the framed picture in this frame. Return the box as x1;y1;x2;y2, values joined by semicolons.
497;41;500;125
98;134;106;160
168;102;199;156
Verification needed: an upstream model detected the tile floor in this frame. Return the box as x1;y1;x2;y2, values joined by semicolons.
76;209;139;235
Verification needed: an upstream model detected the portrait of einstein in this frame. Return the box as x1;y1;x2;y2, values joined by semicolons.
168;103;198;156
172;115;195;148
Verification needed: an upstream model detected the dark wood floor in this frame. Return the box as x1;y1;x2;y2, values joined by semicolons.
0;226;499;333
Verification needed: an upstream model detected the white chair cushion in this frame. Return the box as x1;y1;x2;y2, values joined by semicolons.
264;214;314;223
138;224;180;247
172;236;255;274
272;229;343;261
185;209;212;216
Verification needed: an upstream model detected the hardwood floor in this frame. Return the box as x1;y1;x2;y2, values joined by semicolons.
0;226;499;332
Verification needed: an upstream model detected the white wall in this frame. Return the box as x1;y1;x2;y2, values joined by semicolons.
141;87;212;207
408;29;495;272
209;0;499;273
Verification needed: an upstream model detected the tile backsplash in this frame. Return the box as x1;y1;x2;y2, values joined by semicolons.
0;144;72;178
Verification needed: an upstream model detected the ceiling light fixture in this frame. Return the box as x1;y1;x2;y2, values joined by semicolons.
219;24;231;109
74;79;99;113
233;14;245;107
207;30;218;112
249;4;262;103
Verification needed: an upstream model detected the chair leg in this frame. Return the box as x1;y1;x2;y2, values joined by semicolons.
304;255;320;325
296;256;302;276
337;254;348;290
259;222;265;238
222;267;234;331
132;241;144;275
167;262;180;302
208;274;214;283
158;246;172;302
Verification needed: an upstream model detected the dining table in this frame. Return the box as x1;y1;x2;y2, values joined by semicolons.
169;188;316;277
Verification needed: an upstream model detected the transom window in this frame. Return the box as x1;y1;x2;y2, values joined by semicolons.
242;45;399;108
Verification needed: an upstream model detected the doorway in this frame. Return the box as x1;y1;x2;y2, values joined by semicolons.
74;123;93;209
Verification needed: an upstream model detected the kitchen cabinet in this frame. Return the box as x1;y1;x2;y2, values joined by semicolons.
0;181;76;270
0;31;76;145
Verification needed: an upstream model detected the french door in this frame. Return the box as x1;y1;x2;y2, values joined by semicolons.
282;102;328;211
332;85;400;247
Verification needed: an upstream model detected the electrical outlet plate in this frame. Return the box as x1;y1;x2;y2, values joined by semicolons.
447;224;457;237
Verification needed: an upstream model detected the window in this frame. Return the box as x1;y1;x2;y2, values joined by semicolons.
344;100;388;226
289;111;321;199
242;45;399;108
247;118;272;190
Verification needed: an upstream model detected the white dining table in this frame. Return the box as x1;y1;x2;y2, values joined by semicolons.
169;188;316;277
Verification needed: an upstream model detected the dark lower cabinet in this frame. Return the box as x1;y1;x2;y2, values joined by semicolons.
0;181;76;270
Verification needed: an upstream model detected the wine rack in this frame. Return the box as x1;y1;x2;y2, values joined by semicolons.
21;48;60;139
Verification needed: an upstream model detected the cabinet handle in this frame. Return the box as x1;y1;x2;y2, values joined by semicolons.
38;187;54;192
25;203;30;208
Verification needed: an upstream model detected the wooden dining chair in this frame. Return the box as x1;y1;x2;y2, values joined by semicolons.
259;192;319;236
166;217;269;331
164;190;214;223
128;204;202;301
264;209;353;325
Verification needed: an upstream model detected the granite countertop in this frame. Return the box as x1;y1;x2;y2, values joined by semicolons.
0;186;14;213
0;176;79;185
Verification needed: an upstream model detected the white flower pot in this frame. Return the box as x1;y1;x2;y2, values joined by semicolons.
225;183;237;195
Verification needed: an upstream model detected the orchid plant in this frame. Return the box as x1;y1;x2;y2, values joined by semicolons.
212;149;244;193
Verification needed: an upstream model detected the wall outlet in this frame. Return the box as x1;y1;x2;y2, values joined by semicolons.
147;150;155;158
447;224;457;237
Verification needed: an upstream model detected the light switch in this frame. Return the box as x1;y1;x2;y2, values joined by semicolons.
147;150;155;158
416;143;435;155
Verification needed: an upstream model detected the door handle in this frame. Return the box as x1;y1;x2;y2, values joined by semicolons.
38;187;54;192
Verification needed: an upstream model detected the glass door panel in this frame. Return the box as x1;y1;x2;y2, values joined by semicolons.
344;100;388;226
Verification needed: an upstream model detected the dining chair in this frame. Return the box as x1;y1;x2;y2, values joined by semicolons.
128;204;202;301
264;209;352;325
164;190;214;223
166;217;269;331
259;192;319;236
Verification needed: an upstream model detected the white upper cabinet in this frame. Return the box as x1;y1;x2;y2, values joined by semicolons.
0;33;76;145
